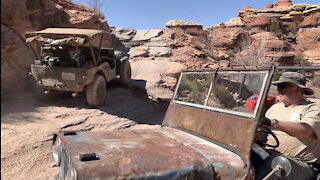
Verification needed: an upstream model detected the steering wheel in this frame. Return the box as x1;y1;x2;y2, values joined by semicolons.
256;127;279;148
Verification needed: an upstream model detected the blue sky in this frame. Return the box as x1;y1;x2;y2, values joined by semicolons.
72;0;319;30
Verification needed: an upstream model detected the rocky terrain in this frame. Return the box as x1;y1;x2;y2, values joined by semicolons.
2;0;320;100
1;0;320;179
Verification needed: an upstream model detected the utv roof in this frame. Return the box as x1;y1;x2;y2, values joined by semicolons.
25;28;113;48
25;28;111;38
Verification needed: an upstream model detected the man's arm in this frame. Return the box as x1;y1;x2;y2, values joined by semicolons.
269;119;315;138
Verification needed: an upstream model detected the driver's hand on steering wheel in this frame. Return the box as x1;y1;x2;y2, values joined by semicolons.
260;117;271;127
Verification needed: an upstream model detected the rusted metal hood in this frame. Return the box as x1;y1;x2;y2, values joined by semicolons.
58;127;246;179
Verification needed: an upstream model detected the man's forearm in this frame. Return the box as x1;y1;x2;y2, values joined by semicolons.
270;119;314;138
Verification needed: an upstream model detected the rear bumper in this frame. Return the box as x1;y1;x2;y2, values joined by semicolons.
31;65;92;92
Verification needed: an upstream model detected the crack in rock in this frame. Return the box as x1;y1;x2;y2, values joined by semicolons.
59;116;90;131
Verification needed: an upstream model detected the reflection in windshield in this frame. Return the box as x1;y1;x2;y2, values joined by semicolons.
207;72;266;115
174;72;213;104
174;71;268;117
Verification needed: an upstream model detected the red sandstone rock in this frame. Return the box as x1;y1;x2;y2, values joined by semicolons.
300;12;320;27
246;16;272;27
275;0;292;7
295;27;320;65
241;6;253;11
267;3;274;8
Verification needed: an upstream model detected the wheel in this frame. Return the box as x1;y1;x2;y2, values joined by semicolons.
120;60;131;85
86;75;106;107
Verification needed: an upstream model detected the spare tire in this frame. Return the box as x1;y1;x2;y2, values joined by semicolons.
120;60;131;85
86;75;106;107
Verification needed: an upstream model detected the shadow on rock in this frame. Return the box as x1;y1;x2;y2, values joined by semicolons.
97;79;168;125
1;79;168;125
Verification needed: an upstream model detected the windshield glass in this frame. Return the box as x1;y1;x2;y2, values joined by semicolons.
173;70;269;118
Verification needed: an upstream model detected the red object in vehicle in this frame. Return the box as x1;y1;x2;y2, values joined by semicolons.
246;94;275;110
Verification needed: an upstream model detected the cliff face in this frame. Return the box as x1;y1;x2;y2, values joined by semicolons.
1;0;319;101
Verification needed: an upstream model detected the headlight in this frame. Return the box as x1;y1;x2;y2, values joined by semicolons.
53;137;61;165
65;166;77;180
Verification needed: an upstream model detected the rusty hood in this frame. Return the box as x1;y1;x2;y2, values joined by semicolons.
57;127;246;179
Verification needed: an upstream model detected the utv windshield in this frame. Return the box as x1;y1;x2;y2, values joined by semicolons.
173;70;269;118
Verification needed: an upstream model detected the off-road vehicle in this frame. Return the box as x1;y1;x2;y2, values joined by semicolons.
25;28;131;107
52;66;320;179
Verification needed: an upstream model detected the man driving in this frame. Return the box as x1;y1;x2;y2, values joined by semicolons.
258;72;320;180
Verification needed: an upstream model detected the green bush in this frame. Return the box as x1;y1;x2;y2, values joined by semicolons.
270;23;282;36
273;71;281;81
226;49;235;58
212;84;236;108
294;55;309;66
286;22;300;36
93;8;105;19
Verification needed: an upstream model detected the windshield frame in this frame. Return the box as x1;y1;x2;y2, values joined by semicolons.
172;69;270;119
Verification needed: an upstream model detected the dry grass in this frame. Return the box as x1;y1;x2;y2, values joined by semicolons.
234;33;281;66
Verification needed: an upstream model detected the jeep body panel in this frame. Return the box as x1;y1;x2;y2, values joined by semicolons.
53;67;276;179
56;127;246;179
31;62;116;92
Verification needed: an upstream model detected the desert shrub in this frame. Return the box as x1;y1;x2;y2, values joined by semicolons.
226;49;235;58
93;8;105;19
77;3;89;9
212;84;236;108
272;71;281;81
294;55;309;65
270;23;282;36
286;21;300;36
191;37;204;50
220;23;226;27
234;33;280;66
87;0;105;19
177;74;212;104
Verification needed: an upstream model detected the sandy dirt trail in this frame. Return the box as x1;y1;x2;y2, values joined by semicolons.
1;81;167;180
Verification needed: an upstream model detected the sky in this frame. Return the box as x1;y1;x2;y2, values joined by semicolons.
72;0;319;30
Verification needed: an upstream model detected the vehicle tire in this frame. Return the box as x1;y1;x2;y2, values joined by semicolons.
86;75;106;107
120;60;131;85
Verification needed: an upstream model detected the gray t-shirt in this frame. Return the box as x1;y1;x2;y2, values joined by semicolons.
265;99;320;163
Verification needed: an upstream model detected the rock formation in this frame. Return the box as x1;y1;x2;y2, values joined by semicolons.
1;0;320;102
275;0;293;8
241;6;253;11
267;3;274;8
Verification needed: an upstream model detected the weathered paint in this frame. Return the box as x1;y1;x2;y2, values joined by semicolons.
162;103;256;165
57;126;246;179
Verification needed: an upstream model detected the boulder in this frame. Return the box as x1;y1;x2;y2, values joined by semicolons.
208;27;244;48
275;0;292;8
131;58;185;102
295;27;320;65
267;3;274;8
112;28;135;41
241;6;253;11
300;12;320;27
245;16;271;27
132;29;163;41
225;17;244;27
128;46;149;57
166;20;203;29
148;47;172;57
